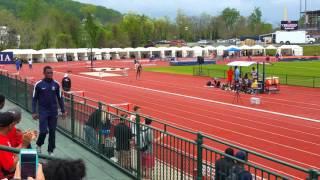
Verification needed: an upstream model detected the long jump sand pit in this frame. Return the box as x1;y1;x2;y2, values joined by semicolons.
91;67;129;72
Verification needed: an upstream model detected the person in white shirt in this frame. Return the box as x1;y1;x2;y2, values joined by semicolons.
28;59;33;70
129;105;141;170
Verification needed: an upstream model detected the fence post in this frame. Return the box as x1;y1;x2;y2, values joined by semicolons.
313;77;315;88
24;79;28;110
135;114;141;179
196;132;203;180
6;73;10;96
307;169;319;180
15;75;18;102
98;102;103;153
70;94;75;139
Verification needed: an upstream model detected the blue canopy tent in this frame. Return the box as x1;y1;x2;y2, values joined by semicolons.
227;47;241;52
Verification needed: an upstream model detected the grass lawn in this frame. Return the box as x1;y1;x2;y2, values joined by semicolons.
145;61;320;87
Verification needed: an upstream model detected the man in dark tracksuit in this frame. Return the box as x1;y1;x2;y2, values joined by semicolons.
32;66;66;156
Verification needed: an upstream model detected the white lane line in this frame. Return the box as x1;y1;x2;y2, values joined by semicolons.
54;71;320;123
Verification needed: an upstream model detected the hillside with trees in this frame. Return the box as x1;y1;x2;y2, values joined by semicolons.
0;0;273;49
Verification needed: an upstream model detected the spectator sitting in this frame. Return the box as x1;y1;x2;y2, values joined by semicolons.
6;108;37;148
0;112;18;179
215;148;234;180
0;94;5;110
242;73;251;93
43;159;86;180
228;151;252;180
206;78;221;88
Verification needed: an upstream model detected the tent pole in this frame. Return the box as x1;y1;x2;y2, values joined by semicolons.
262;62;265;93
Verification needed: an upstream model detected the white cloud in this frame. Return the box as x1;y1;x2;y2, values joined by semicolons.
74;0;320;24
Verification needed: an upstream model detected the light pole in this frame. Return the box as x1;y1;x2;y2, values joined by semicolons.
90;47;93;70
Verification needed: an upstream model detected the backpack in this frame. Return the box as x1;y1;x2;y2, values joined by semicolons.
227;165;245;180
140;127;151;152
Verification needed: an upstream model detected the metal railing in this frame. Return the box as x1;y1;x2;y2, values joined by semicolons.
193;67;320;88
0;145;57;161
0;70;319;180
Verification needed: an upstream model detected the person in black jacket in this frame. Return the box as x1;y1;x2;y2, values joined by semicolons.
61;73;71;92
115;114;132;169
84;109;110;147
215;148;234;180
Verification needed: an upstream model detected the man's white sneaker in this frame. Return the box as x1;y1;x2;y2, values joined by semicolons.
48;152;55;156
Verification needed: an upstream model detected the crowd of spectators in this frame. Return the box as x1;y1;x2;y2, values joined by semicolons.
207;66;260;94
215;148;252;180
0;94;86;180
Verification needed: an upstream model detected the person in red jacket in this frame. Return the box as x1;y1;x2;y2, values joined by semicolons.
227;67;234;86
7;108;37;148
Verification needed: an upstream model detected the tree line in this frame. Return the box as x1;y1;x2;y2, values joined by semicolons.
0;0;273;50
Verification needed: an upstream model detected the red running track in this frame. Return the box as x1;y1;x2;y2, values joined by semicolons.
2;61;320;179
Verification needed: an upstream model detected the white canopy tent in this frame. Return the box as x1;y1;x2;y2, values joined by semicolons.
249;45;265;55
216;45;227;56
239;45;251;50
2;49;41;61
277;45;303;56
227;61;256;67
191;46;203;57
266;45;277;50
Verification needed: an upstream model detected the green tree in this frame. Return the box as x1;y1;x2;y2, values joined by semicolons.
82;7;100;48
221;8;240;32
55;33;74;48
37;28;52;49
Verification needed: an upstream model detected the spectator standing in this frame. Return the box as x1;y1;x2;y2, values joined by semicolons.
228;151;252;180
15;58;21;72
141;118;154;179
130;106;141;171
32;66;66;156
234;66;240;82
130;106;141;137
84;109;108;147
251;67;258;81
20;60;23;70
114;115;132;169
61;73;72;92
227;67;234;86
28;59;33;70
215;148;234;180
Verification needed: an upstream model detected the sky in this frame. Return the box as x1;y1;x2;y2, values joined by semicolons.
75;0;320;24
